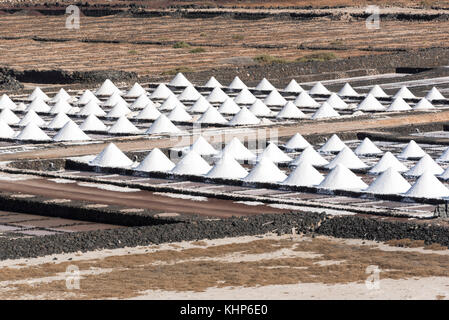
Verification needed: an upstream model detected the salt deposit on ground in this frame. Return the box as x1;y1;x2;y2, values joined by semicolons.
319;134;346;153
284;133;311;150
134;148;175;172
318;164;368;190
369;151;408;174
89;143;134;168
171;150;212;175
283;160;324;186
243;157;286;183
365;167;411;195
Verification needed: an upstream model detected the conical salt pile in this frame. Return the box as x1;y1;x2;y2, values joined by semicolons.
233;88;256;105
108;116;140;134
249;99;272;116
90;143;133;168
134;148;175;172
196;106;227;125
106;101;131;118
243;157;286;183
276;102;307;119
319;134;346;153
206;87;228;103
177;85;201;101
356;94;385;111
398;140;426;159
294;91;319;107
145;114;181;134
257;142;292;163
95;79;120;96
135;103;161;120
369;151;408;174
413;98;434;110
16;123;50;141
169;73;192;88
338;83;359;97
283;160;324;187
218;98;241;115
102;91;126;107
49;99;72;114
437;147;449;163
204;76;223;88
78;100;106;116
206;152;248;179
438;166;449;180
79;114;107;132
0;120;15;138
318;164;368;190
309;82;331;95
284;79;304;93
0;108;20;125
53;121;91;141
425;87;445;101
228;107;260;126
167;105;193;122
149;84;173;100
77;90;101;105
285;133;310;150
27;87;49;101
228;76;247;90
125;82;146;98
0;94;16;110
130;94;152;110
354;137;382;155
405;171;449;198
263;90;287;106
159;95;184;111
255;78;276;91
325;147;368;170
189;96;212;113
50;88;71;103
218;137;256;161
365;167;411;195
386;97;412;112
190;136;219;156
291;146;329;167
325;93;348;110
393;86;416;99
27;97;51;113
18;110;46;127
47;112;72;129
171;150;212;175
311;102;340;120
405;154;443;177
368;85;389;98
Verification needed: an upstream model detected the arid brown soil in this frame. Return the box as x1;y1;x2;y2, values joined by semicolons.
1;235;448;299
0;12;447;78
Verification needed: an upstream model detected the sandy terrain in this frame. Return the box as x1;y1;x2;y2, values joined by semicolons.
0;234;448;300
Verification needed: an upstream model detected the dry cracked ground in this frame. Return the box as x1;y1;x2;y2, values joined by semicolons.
1;234;448;300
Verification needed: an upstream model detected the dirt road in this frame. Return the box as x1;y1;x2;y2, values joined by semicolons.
1;111;448;161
